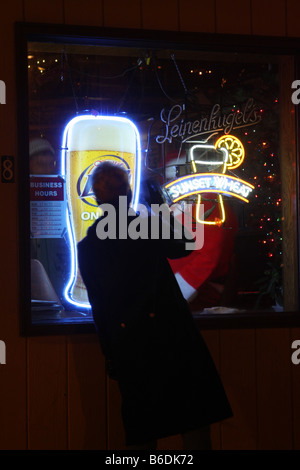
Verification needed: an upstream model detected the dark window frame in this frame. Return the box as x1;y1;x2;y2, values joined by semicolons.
15;22;300;335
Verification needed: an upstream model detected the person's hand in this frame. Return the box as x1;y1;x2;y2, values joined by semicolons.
140;175;167;211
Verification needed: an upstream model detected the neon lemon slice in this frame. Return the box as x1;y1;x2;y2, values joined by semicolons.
215;134;245;170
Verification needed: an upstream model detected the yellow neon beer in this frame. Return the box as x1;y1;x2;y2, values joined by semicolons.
195;134;245;225
163;134;249;226
195;194;226;225
64;115;141;307
190;144;228;174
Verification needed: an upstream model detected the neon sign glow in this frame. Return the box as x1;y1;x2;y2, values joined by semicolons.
165;173;254;203
156;99;261;144
61;114;141;310
195;194;225;226
190;144;228;172
164;134;254;225
214;134;245;170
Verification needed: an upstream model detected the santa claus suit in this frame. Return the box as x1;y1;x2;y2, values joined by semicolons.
169;194;238;310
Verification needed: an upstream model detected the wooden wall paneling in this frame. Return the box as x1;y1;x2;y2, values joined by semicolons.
24;0;64;23
216;0;251;35
0;312;27;449
0;0;27;450
179;0;215;33
103;0;142;29
27;336;68;449
219;329;257;450
0;0;23;287
251;0;286;36
67;334;107;449
141;0;179;31
0;242;27;450
291;327;300;449
286;0;300;37
279;55;298;311
256;328;293;449
201;330;222;450
64;0;103;27
0;340;27;449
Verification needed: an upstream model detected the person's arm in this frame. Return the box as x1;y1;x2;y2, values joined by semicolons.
170;223;225;295
140;175;195;259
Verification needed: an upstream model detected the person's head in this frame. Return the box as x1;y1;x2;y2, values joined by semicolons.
29;138;56;175
91;161;132;207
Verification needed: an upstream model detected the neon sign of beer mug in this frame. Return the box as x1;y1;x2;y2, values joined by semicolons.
61;115;141;309
164;134;252;226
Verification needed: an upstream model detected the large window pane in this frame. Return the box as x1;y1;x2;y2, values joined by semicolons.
26;40;295;326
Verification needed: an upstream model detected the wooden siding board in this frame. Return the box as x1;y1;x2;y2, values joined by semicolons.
251;0;286;36
64;0;103;27
216;0;251;35
256;328;293;449
286;0;300;37
24;0;64;23
291;327;300;449
103;0;141;29
27;336;68;449
0;309;27;449
179;0;215;33
67;335;107;449
219;330;257;450
0;0;27;450
142;0;179;31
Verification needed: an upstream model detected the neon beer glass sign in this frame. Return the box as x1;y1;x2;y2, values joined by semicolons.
61;115;141;309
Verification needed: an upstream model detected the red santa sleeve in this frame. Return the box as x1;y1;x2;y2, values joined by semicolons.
169;222;225;290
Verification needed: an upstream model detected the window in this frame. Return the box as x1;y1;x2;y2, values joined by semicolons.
16;24;300;333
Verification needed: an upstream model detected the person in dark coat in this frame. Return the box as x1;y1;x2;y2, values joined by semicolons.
77;162;233;450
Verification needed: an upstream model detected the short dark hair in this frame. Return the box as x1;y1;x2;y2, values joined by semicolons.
92;161;131;205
